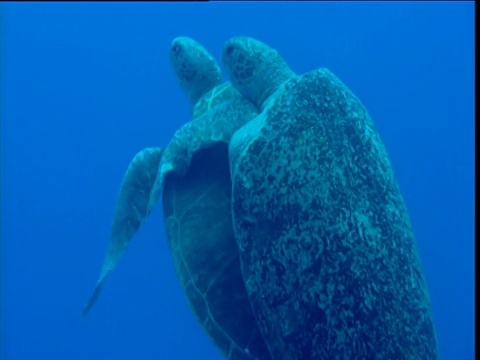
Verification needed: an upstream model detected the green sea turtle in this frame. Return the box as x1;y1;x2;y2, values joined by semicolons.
84;35;439;360
154;37;272;359
221;36;438;359
83;37;271;359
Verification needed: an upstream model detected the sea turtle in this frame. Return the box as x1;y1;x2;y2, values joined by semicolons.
153;37;272;359
221;36;439;359
84;35;439;360
83;37;271;359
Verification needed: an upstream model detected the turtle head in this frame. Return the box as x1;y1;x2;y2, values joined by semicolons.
222;37;295;109
169;37;223;108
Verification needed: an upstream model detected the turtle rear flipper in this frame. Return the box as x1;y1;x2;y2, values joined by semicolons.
82;147;164;317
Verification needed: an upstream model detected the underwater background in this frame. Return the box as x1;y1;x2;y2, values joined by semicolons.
1;2;474;360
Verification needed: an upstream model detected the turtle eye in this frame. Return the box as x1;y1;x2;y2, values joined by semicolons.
172;44;181;55
225;45;235;56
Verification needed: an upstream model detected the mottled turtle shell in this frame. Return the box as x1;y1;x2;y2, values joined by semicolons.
223;37;438;359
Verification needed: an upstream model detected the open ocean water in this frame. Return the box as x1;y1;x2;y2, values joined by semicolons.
1;2;474;360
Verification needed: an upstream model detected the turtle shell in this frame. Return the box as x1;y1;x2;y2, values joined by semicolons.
229;67;438;359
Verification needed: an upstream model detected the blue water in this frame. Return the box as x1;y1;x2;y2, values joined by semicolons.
1;2;474;359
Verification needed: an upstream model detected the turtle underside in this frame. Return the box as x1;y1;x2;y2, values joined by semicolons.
159;81;271;359
162;142;271;360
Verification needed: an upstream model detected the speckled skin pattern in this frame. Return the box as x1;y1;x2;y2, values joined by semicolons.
160;38;271;359
222;36;294;110
169;36;223;108
224;37;438;359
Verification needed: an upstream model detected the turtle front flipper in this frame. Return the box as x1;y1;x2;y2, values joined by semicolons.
82;147;164;317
